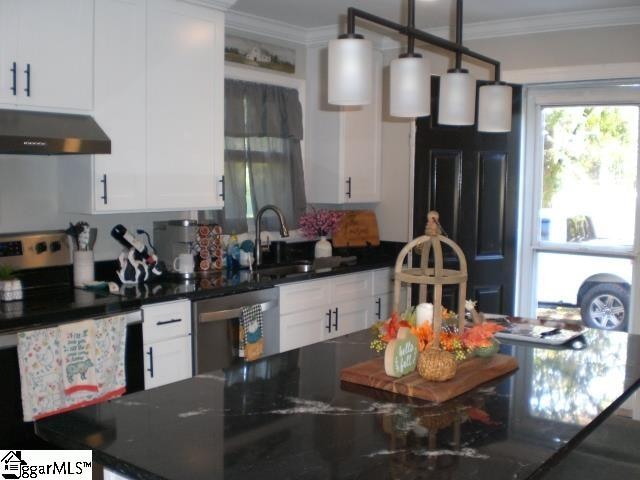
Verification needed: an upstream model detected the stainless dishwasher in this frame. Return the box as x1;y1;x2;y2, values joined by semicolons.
192;288;280;374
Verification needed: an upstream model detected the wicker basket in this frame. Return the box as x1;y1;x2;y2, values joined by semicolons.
417;348;457;382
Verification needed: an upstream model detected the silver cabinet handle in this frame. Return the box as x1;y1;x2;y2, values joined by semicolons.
198;300;277;323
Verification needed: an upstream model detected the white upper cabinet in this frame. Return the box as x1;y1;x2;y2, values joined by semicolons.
305;45;382;204
146;0;225;210
93;0;147;212
0;0;93;111
60;0;225;213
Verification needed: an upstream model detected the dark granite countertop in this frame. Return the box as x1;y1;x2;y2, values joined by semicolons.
0;243;400;335
36;328;640;480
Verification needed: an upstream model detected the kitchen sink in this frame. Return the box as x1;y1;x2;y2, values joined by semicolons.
254;261;313;278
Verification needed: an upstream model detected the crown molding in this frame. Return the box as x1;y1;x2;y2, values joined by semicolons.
454;6;640;42
225;10;309;44
503;62;640;84
186;0;237;11
226;6;640;48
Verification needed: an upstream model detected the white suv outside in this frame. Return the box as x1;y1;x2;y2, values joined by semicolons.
537;210;632;331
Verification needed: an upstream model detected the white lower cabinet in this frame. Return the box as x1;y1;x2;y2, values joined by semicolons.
143;336;192;390
279;305;329;353
278;269;391;352
371;268;394;326
142;299;192;389
324;298;371;340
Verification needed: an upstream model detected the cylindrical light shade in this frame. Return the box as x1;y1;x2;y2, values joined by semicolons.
478;84;513;132
390;56;431;117
438;70;476;126
328;37;373;105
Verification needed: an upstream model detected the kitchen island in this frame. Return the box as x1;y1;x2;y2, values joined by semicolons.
36;328;640;479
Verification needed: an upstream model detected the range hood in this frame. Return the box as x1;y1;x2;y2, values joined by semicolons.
0;109;111;155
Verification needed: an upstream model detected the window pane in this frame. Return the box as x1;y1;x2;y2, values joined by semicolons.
539;106;639;248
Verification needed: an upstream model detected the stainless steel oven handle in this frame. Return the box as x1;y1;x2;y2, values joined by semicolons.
198;300;277;324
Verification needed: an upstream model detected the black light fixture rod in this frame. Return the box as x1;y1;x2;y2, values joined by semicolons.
346;3;502;81
454;0;463;69
407;0;416;54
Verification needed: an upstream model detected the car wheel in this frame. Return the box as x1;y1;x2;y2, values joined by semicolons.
579;283;628;331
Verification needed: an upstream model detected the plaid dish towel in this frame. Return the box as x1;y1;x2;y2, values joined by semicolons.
239;304;264;362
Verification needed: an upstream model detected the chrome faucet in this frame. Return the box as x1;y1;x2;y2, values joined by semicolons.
255;205;290;266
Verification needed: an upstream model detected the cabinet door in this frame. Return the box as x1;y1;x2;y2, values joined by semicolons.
142;299;191;344
341;50;383;203
93;0;147;212
146;0;225;210
144;336;192;390
279;279;332;315
279;307;329;353
14;0;93;110
0;1;18;106
325;298;370;340
331;272;371;303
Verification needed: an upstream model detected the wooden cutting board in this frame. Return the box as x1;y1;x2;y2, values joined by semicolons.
340;354;518;403
332;210;380;248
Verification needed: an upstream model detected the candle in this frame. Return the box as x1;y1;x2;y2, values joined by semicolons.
415;303;433;327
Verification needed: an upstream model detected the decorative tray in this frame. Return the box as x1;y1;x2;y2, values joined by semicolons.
340;354;518;403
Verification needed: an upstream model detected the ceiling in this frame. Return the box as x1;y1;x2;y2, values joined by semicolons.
230;0;640;30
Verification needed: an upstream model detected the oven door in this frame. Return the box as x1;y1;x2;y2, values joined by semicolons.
192;288;280;374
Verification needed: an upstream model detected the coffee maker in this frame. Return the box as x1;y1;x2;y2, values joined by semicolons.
153;220;198;278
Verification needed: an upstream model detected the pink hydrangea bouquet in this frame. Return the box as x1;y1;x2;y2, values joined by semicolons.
299;209;343;238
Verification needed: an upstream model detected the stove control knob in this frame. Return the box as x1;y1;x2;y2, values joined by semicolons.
49;241;62;252
35;241;48;254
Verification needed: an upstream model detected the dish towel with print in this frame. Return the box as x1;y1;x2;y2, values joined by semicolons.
238;304;264;361
17;315;128;422
59;320;98;395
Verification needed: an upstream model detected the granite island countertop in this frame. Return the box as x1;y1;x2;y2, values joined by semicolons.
36;328;640;480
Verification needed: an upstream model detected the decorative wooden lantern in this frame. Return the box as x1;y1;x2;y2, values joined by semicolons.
392;211;468;381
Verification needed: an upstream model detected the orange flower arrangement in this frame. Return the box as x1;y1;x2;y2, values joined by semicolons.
462;322;505;348
370;312;411;352
371;302;504;360
410;323;434;352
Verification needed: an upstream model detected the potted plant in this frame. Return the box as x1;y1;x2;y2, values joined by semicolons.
0;265;22;302
299;209;344;258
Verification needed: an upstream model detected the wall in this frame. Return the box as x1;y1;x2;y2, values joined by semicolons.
0;155;188;261
374;24;640;242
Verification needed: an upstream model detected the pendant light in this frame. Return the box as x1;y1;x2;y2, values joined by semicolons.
438;68;475;125
329;0;512;132
437;0;475;126
389;1;430;118
328;34;373;105
478;79;512;132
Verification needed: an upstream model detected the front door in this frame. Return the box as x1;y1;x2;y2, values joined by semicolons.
413;77;522;314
